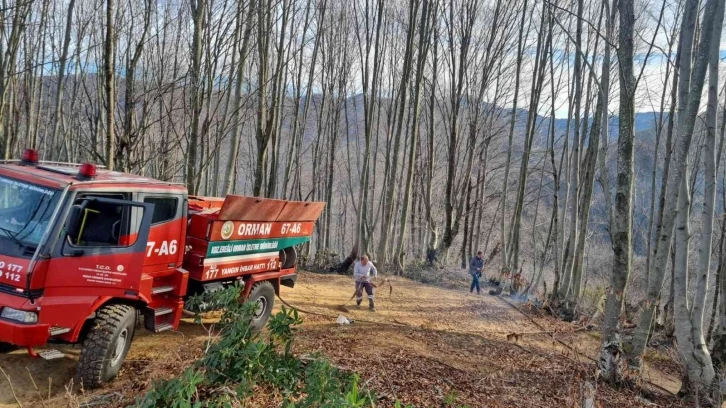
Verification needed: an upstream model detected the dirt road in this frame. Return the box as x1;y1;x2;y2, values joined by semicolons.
0;271;687;407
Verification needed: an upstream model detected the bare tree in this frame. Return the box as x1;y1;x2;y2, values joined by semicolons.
353;0;384;257
119;0;152;171
394;0;436;270
0;0;35;159
377;0;421;264
509;0;550;278
103;0;116;170
628;0;725;386
670;0;725;392
186;0;206;194
438;0;480;260
598;0;635;384
498;0;528;277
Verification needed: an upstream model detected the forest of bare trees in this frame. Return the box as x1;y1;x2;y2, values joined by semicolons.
2;0;726;397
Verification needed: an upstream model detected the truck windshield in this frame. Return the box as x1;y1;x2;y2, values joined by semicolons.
0;176;60;256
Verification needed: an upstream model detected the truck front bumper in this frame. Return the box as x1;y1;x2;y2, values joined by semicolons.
0;318;49;347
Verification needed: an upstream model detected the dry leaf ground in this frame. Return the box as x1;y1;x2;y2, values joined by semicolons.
0;270;698;407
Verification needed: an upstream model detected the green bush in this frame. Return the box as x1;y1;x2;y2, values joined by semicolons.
132;283;400;407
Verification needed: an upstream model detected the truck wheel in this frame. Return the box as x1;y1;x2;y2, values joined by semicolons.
281;246;297;269
77;304;136;388
247;281;275;331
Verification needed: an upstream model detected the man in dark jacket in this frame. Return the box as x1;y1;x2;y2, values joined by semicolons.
469;251;484;294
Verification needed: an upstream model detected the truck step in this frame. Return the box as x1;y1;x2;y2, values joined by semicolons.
39;349;65;360
48;326;70;336
155;323;173;333
151;285;174;295
152;307;174;317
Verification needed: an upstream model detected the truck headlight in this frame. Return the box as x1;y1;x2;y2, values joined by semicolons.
1;307;38;323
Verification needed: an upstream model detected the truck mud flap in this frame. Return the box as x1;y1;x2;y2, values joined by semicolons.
280;274;297;288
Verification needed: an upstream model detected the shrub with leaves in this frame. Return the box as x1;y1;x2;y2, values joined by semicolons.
133;283;382;407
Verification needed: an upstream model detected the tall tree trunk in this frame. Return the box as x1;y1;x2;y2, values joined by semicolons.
627;0;697;369
355;0;384;257
548;30;563;299
628;0;724;374
499;0;527;275
510;2;548;276
645;14;677;285
378;0;419;264
425;23;439;263
439;0;478;260
265;0;292;198
695;0;723;360
461;180;472;269
121;0;152;172
282;0;315;198
224;0;255;195
0;0;32;159
716;220;726;370
52;6;77;156
711;116;726;371
395;0;433;270
291;0;325;200
570;3;608;306
253;0;271;196
187;0;206;194
558;0;584;303
599;0;635;384
104;0;116;170
672;0;724;392
706;216;726;346
473;144;489;254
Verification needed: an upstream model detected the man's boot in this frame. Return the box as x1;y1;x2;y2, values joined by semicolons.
368;299;376;312
356;299;362;308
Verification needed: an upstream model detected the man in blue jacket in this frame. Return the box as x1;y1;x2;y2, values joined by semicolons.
469;251;484;294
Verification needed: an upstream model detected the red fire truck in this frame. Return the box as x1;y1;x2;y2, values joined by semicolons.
0;149;324;387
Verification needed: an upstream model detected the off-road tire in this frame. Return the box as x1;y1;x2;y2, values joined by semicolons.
247;281;275;331
280;246;297;269
77;304;136;389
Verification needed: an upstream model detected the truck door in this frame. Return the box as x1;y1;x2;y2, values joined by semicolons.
136;193;184;271
45;196;154;293
39;196;154;330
